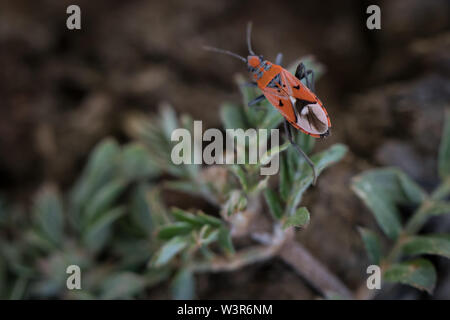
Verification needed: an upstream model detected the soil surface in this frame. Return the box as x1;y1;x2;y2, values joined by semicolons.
0;0;449;299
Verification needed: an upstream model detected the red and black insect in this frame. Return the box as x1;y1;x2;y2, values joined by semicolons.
204;23;331;184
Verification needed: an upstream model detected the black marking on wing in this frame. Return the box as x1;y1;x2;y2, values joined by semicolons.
278;100;284;107
293;85;300;90
293;106;298;124
297;98;317;106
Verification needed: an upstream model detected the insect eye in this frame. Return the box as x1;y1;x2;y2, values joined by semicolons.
259;55;263;60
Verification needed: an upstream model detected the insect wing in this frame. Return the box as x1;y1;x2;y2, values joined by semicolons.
262;87;297;124
281;69;331;129
280;69;316;103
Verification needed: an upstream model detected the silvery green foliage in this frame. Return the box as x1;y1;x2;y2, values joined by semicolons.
353;111;450;294
0;57;348;300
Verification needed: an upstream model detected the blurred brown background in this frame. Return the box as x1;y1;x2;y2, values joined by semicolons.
0;0;449;299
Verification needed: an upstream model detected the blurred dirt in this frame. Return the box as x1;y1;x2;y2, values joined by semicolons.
0;0;449;299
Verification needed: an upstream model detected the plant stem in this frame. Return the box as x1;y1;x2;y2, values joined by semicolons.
387;177;450;263
404;202;430;235
189;245;280;273
431;178;450;201
249;201;353;299
278;235;354;299
357;202;425;300
252;225;353;299
405;178;450;235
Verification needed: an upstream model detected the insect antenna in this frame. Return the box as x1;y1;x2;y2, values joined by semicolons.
246;22;256;55
203;46;247;62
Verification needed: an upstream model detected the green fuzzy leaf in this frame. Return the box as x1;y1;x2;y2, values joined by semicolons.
401;234;450;258
146;188;170;227
0;243;34;278
259;107;284;130
171;268;195;300
125;109;190;179
196;212;223;228
397;171;427;204
279;154;292;202
129;184;153;235
151;236;188;267
122;143;160;181
29;251;89;298
432;179;450;201
26;229;58;252
264;189;284;220
283;207;310;229
198;225;220;246
313;144;348;173
159;103;179;141
295;131;315;155
83;206;125;249
114;239;152;269
352;180;401;240
221;103;248;130
84;138;121;177
83;179;126;226
423;201;450;216
158;222;194;240
223;190;247;216
230;165;249;193
171;208;205;227
236;73;258;108
351;168;425;240
285;144;347;215
438;110;450;179
71;139;121;209
286;145;300;177
100;272;145;299
358;227;382;265
218;226;234;255
165;180;205;198
249;175;269;194
33;187;64;246
384;259;436;294
258;141;289;168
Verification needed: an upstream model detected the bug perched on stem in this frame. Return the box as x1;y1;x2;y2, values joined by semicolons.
204;23;331;184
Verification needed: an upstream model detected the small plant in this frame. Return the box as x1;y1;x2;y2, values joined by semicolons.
0;57;349;299
353;110;450;296
126;57;349;298
0;139;168;299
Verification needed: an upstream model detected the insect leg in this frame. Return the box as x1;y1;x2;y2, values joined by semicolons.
241;82;258;87
283;119;318;185
304;69;315;92
275;53;283;65
295;63;306;80
248;94;266;107
295;63;315;92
